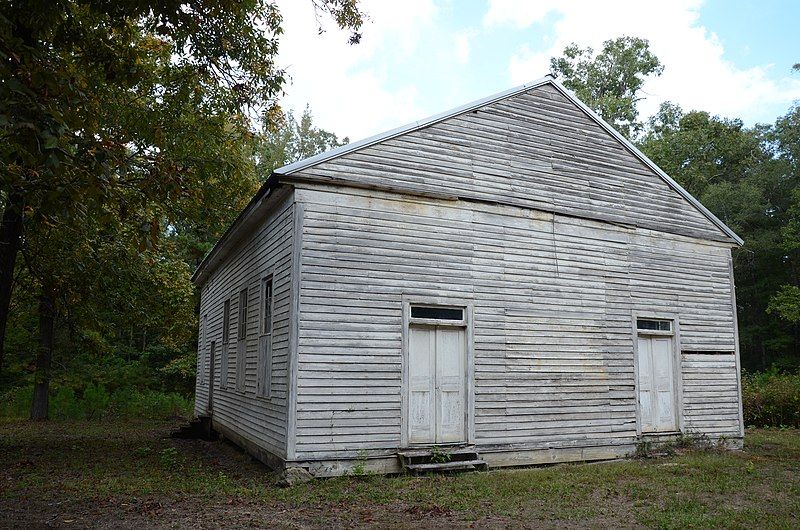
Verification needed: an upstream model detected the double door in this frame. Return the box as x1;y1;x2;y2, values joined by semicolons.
408;325;467;444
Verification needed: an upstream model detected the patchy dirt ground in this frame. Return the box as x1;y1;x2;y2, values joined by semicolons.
1;419;799;529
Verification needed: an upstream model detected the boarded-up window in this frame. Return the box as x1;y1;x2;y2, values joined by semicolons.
238;288;248;340
262;277;273;335
236;288;248;392
222;299;230;344
258;276;274;398
199;314;207;384
221;299;230;389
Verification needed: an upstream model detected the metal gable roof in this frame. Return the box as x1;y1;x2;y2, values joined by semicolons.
274;75;742;246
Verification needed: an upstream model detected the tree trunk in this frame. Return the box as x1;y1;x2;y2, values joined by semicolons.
0;192;24;374
30;291;55;421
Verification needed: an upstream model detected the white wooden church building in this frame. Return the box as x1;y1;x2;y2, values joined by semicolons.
192;76;744;476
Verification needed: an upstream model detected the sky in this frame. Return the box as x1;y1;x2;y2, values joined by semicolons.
275;0;800;141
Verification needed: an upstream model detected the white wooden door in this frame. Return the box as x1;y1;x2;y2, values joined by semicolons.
637;335;677;432
408;326;466;444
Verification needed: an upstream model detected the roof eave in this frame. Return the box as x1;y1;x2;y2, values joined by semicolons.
191;176;279;285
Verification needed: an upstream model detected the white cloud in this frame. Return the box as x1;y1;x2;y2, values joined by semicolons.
491;0;800;124
453;33;471;64
272;0;799;144
275;0;437;140
483;0;565;29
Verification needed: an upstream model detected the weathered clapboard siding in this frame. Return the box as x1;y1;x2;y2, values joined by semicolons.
627;230;739;436
191;78;743;474
194;189;295;459
681;353;741;436
291;184;740;459
288;83;730;245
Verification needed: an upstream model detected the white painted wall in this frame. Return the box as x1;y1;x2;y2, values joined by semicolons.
291;185;740;461
194;189;296;459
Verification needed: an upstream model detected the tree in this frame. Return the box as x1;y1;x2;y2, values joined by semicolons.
548;38;800;369
257;106;349;178
639;103;766;198
15;200;201;417
766;105;800;337
164;107;348;273
550;36;664;138
640;103;800;370
0;0;364;418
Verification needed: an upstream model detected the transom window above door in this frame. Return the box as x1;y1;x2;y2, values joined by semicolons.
410;306;464;321
637;319;672;332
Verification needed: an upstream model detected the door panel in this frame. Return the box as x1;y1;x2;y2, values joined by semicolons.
652;337;676;431
436;327;466;443
637;337;654;431
408;325;466;444
409;327;436;444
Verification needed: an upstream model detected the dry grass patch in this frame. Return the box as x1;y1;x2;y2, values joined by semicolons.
1;419;799;528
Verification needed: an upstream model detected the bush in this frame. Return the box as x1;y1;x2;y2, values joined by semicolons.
0;384;193;421
742;370;800;428
50;387;82;418
0;386;32;418
82;383;111;419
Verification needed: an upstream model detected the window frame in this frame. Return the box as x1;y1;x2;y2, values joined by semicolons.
410;305;464;321
262;276;274;336
257;275;275;399
199;313;207;384
207;340;216;412
220;299;231;389
409;304;467;327
235;287;248;392
222;299;230;344
237;288;248;341
636;318;673;335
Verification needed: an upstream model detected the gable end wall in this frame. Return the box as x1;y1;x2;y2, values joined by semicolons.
288;83;732;245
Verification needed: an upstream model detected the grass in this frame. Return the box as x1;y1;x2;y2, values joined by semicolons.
1;419;799;528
